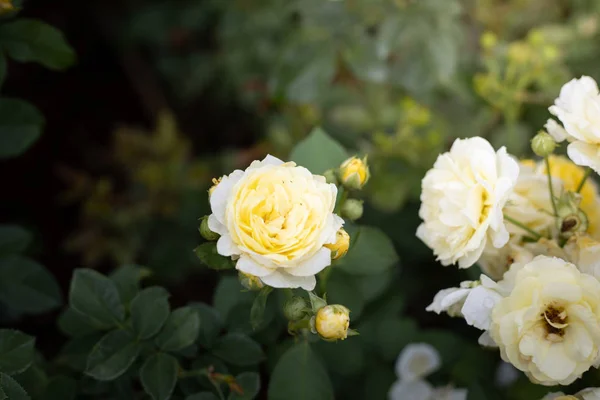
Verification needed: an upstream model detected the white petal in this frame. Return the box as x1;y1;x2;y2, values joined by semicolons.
426;288;460;314
286;247;331;277
478;331;497;347
235;255;274;277
461;286;503;330
395;343;441;381
210;170;244;224
216;234;241;257
440;288;470;310
567;141;600;174
545;119;568;142
247;154;285;170
260;270;316;290
208;214;227;235
577;388;600;400
388;380;433;400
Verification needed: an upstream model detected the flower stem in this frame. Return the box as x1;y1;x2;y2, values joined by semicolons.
544;157;558;216
576;167;592;193
504;215;542;240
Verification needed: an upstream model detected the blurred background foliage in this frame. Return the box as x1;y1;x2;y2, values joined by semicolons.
4;0;600;399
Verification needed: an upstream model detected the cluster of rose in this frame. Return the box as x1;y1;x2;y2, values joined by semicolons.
419;76;600;399
199;155;369;341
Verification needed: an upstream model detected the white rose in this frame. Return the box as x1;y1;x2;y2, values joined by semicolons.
427;275;503;330
564;234;600;280
549;76;600;173
543;388;600;400
490;255;600;385
478;238;534;280
417;137;519;268
395;343;441;382
388;381;467;400
208;155;343;290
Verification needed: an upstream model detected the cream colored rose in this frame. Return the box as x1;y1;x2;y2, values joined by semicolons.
549;76;600;174
314;304;350;341
565;234;600;280
417;137;519;268
490;256;600;385
543;388;600;400
208;155;343;290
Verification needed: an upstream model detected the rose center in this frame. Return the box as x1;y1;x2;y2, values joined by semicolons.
542;305;568;340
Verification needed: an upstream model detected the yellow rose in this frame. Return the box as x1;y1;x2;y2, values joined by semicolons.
339;156;370;190
325;228;350;260
208;155;343;290
490;255;600;386
315;304;350;341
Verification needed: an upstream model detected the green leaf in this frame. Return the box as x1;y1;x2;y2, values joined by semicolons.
189;303;223;349
0;98;44;159
130;287;170;340
268;342;333;400
0;19;76;70
140;353;178;400
69;269;125;329
44;376;76;400
338;226;399;275
57;334;102;372
0;225;31;255
376;318;419;361
57;308;102;337
85;330;141;381
0;256;62;313
0;373;29;400
325;270;365;319
194;242;235;270
0;52;6;90
213;277;253;321
212;333;264;367
229;372;260;400
314;339;365;377
187;394;219;400
109;265;151;305
155;306;200;352
289;127;349;174
0;330;34;375
250;287;272;331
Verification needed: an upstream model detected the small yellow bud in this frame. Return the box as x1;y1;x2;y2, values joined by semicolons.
238;271;264;291
531;131;557;157
208;177;222;197
199;216;220;241
315;304;350;341
339;156;370;190
325;228;350;260
480;31;497;50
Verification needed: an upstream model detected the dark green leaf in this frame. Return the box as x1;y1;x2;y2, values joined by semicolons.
376;318;419;361
212;333;264;367
194;242;235;270
0;256;62;313
69;269;125;329
0;373;28;400
187;394;219;400
289;127;349;174
268;342;333;400
325;270;365;319
44;376;76;400
57;308;102;337
0;225;31;255
130;287;170;340
338;226;399;275
109;265;151;305
229;372;260;400
0;329;34;375
0;52;6;90
0;98;44;159
155;306;200;352
213;277;253;321
250;287;272;331
0;19;76;70
189;303;223;349
85;330;141;381
57;334;103;372
140;353;178;400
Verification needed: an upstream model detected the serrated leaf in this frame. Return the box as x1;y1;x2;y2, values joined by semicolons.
130;286;170;340
85;330;140;381
0;19;76;70
212;333;264;367
140;353;178;400
109;265;151;306
0;98;44;159
155;307;200;352
0;225;31;256
194;242;235;270
69;269;125;329
0;373;29;400
0;330;34;375
229;372;260;400
337;226;399;275
57;334;103;372
57;307;102;338
289;127;349;174
189;303;223;348
0;256;62;313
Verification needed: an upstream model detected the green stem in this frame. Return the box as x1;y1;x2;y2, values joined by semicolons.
544;157;558;216
576;168;592;193
211;380;226;400
504;215;542;240
334;186;348;215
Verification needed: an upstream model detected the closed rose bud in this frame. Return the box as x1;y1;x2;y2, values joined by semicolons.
238;271;264;291
283;296;308;321
199;216;220;241
315;304;350;341
339;156;370;190
531;131;557;157
208;177;222;197
325;228;350;260
341;199;363;221
323;169;338;185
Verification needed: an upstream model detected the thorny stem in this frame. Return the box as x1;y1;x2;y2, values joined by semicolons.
504;215;542;240
576;167;592;193
544;157;558;216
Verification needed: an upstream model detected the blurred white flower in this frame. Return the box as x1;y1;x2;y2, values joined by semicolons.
542;387;600;400
395;343;441;382
549;76;600;173
564;234;600;280
427;275;503;330
417;137;519;268
545;118;569;143
490;255;600;385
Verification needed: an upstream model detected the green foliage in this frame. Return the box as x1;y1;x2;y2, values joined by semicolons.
0;98;43;159
140;353;179;400
155;307;200;352
337;225;399;275
130;287;171;339
85;330;141;381
0;330;34;375
195;242;236;271
212;333;265;366
289;127;349;174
